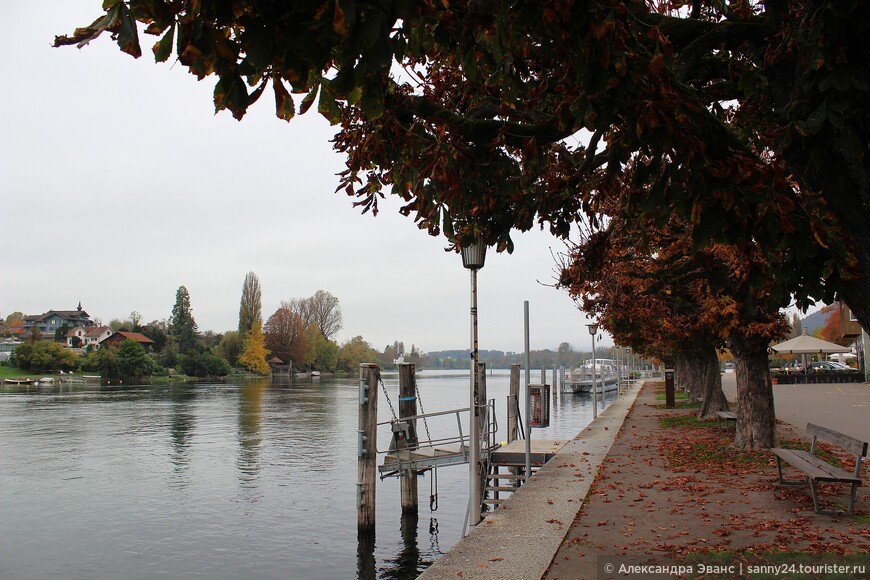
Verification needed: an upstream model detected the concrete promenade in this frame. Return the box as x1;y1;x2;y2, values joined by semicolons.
420;377;870;580
419;382;642;579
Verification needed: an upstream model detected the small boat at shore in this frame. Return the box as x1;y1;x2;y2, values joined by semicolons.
3;378;36;385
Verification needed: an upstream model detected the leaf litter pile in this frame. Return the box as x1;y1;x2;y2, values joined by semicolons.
545;386;869;579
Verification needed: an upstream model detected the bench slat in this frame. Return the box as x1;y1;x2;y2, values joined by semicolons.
772;448;861;483
807;423;869;457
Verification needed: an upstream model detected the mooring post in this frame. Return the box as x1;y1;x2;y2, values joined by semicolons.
476;362;488;437
508;364;520;443
475;362;489;504
552;365;558;406
398;362;418;513
358;363;379;531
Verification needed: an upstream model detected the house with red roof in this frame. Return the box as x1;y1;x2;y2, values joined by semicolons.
100;332;155;353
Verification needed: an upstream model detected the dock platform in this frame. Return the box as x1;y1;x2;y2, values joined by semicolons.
490;439;567;467
380;443;468;475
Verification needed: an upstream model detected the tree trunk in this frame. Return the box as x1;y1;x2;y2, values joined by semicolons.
729;335;777;449
674;355;688;396
696;343;729;419
675;353;704;400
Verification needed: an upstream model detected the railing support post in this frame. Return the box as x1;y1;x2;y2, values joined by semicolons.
398;363;418;514
357;363;379;532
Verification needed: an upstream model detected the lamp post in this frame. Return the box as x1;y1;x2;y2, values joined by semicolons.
625;346;632;386
587;323;599;419
461;237;486;531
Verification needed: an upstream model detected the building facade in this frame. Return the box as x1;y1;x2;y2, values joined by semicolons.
23;303;94;336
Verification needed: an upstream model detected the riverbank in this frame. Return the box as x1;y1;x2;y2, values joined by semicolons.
422;380;870;579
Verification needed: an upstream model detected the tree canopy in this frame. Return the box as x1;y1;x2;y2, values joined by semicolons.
238;271;262;337
239;319;270;374
56;1;870;336
284;291;343;341
264;306;307;367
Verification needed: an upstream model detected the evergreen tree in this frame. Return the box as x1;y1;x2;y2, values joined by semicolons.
238;271;262;337
170;286;199;355
239;320;270;375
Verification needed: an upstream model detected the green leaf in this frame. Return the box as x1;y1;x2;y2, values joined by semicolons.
318;81;342;124
299;81;319;115
102;0;121;9
152;24;174;62
116;3;142;58
359;83;384;119
214;73;248;120
804;100;827;134
273;79;296;122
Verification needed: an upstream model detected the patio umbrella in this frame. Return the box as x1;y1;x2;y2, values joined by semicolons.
770;329;851;372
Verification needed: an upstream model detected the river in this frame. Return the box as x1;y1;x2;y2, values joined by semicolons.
0;369;618;579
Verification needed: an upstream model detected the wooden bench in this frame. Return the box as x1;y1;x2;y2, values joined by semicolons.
771;423;867;515
715;410;737;429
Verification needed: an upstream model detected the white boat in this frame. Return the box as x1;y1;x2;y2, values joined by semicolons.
563;359;620;394
310;371;321;378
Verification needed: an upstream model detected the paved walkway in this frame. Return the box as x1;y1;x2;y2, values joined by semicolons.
422;379;870;579
419;382;641;579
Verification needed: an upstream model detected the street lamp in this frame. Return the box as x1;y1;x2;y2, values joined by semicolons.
461;237;486;531
587;323;599;419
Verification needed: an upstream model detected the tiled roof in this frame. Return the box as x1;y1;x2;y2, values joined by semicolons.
110;332;155;344
25;310;91;322
84;326;111;338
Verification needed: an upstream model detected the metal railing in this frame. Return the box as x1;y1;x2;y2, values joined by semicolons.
377;400;498;476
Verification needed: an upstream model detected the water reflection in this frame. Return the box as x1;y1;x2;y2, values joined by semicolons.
379;512;425;580
357;530;377;580
237;380;266;486
168;385;197;477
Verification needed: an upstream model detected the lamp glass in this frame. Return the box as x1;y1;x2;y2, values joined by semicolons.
586;323;599;336
461;238;487;270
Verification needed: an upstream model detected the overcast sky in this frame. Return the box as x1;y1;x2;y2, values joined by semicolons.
1;2;609;354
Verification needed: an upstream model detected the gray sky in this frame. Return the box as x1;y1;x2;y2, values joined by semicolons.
1;1;605;354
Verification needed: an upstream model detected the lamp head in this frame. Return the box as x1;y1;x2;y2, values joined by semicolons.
460;237;487;270
586;322;599;336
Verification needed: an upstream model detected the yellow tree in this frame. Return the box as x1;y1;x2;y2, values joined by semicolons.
239;320;270;375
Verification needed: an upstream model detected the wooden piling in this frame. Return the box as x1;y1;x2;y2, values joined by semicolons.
398;363;418;513
476;362;487;434
357;363;379;531
508;364;520;443
475;362;489;506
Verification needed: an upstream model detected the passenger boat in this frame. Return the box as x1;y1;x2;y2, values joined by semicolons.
563;359;620;394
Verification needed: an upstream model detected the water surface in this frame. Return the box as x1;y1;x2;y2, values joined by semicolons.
0;369;617;579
